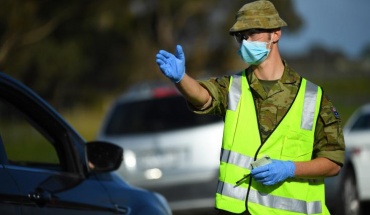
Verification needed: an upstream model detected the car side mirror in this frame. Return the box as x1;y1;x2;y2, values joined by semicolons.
85;141;123;173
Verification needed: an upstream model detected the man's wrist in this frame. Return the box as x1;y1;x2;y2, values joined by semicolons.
287;161;296;178
174;72;185;83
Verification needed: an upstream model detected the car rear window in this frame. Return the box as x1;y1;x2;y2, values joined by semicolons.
104;95;221;135
351;112;370;131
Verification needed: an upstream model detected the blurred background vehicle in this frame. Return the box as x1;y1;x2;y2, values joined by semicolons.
325;103;370;215
97;81;224;213
0;72;172;215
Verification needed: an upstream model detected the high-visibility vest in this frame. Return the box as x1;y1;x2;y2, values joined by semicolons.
215;71;330;215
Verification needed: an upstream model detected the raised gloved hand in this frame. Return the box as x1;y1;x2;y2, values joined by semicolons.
156;45;185;83
251;160;295;186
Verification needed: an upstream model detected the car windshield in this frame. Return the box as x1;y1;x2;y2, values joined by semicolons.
104;95;221;135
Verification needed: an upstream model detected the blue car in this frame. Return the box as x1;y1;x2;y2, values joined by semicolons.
0;72;172;215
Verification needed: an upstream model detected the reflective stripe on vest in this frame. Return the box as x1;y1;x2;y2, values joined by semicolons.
220;148;322;184
301;81;318;130
217;181;322;214
228;73;242;111
220;148;254;169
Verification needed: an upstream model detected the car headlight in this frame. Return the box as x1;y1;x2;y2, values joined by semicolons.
144;168;163;180
123;150;137;170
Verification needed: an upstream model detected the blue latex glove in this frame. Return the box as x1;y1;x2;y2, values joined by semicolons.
251;160;295;186
156;45;185;83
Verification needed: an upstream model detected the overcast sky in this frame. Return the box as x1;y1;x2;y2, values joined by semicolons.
279;0;370;59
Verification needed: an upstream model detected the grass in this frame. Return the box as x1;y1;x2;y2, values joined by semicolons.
1;123;59;164
61;102;112;141
313;76;370;124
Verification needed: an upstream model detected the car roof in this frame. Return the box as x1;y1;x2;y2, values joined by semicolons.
358;103;370;112
344;103;370;131
116;81;180;103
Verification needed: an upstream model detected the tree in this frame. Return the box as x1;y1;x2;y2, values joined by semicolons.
0;0;302;108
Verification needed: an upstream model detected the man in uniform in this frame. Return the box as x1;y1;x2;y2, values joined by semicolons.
155;0;345;214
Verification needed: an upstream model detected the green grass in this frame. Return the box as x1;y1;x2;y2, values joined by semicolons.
61;104;110;141
1;124;59;164
313;76;370;124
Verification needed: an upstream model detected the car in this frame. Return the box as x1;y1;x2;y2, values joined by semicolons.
0;72;172;215
325;103;370;215
97;81;224;213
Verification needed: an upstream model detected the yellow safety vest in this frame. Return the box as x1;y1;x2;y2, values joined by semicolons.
215;71;330;215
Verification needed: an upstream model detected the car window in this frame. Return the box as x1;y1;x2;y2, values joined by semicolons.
0;98;61;170
350;112;370;131
104;95;221;135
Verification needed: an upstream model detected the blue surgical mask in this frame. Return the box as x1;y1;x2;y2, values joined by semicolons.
238;39;272;65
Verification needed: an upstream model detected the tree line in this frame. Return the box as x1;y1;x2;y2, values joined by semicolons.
0;0;301;108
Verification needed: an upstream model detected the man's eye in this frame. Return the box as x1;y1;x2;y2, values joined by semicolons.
248;30;258;35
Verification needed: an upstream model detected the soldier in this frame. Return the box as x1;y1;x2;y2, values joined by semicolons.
155;0;345;214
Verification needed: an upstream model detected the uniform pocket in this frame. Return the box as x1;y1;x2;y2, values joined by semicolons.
281;130;313;161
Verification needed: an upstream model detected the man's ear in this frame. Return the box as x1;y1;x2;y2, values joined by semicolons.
272;29;282;43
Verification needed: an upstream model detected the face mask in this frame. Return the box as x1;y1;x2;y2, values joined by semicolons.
238;36;273;65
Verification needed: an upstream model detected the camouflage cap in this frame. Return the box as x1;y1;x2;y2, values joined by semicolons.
229;0;287;34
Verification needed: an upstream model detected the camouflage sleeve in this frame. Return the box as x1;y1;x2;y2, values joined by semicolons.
188;76;230;117
313;93;345;166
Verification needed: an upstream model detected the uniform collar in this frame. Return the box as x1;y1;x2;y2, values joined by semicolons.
245;60;300;99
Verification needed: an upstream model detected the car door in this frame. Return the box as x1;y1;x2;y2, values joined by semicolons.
0;136;21;215
0;75;120;215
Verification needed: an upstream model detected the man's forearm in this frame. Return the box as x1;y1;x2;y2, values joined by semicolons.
294;157;341;178
175;74;212;109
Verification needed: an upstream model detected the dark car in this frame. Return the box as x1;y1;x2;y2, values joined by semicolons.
0;72;172;215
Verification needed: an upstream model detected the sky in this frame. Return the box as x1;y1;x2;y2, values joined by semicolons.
279;0;370;59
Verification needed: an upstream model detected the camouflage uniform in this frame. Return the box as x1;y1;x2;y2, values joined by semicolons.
191;62;345;166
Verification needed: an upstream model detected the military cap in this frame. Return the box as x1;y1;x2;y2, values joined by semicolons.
229;0;287;34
